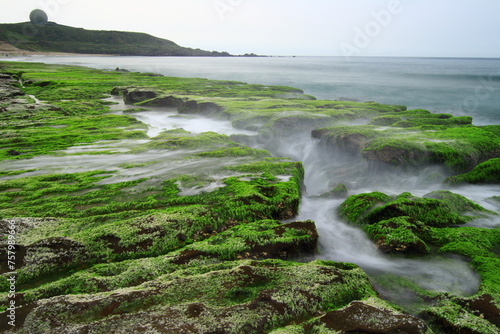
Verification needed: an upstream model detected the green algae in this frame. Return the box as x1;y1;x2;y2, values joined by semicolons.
339;190;500;321
445;158;500;185
2;260;380;333
0;114;147;161
314;122;500;173
1;60;499;332
0;141;304;287
369;115;403;126
196;146;271;158
364;217;431;254
338;192;392;223
339;191;494;227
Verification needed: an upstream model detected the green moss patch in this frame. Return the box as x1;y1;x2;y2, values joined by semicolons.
445;158;500;185
339;190;500;317
1;260;380;333
364;217;431;254
313;123;500;173
339;191;494;227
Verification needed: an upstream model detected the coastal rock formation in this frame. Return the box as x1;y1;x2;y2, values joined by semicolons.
445;158;500;185
338;190;500;333
122;88;158;104
1;62;499;333
2;260;420;334
0;73;24;99
318;300;427;333
312;120;500;173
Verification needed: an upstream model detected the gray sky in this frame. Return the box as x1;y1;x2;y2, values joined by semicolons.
1;0;500;57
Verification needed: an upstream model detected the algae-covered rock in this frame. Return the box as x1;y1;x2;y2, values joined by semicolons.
369;115;404;126
364;217;431;254
0;260;379;333
313;124;500;173
445;158;500;185
340;191;493;227
338;191;391;223
121;88;158;104
1;61;499;333
173;219;318;263
317;300;428;333
0;73;24;99
327;183;348;199
422;300;499;334
339;190;500;332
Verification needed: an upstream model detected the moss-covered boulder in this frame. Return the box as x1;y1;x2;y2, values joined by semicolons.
315;299;428;333
422;299;499;334
173;219;318;263
445;158;500;185
0;260;388;334
318;183;348;199
339;190;500;330
339;191;494;227
313;124;500;173
364;217;431;254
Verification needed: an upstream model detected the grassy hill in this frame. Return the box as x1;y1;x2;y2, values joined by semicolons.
0;22;237;56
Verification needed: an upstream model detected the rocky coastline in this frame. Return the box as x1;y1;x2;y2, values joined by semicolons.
0;61;499;333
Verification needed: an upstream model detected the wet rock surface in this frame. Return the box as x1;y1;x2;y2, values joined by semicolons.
0;74;24;99
318;301;428;333
0;62;499;333
1;260;383;333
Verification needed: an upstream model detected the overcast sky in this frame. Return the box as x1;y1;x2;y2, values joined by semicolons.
1;0;499;57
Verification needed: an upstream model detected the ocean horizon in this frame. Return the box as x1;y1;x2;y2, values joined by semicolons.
7;55;500;126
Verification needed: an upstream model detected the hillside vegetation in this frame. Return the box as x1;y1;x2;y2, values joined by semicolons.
0;22;235;56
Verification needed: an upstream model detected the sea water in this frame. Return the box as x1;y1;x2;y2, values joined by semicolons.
4;55;500;298
12;55;500;125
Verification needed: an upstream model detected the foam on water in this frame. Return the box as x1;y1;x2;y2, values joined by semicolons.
271;133;483;296
106;95;257;137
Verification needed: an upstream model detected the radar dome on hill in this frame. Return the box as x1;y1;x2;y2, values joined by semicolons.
30;9;48;25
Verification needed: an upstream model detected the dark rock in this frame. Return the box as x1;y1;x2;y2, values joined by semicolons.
123;89;158;104
139;95;185;108
26;237;89;267
6;149;21;156
320;183;348;199
185;303;206;318
30;80;52;87
320;301;428;333
0;75;25;100
172;250;207;265
362;143;428;166
110;87;127;95
463;294;500;327
178;100;224;116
